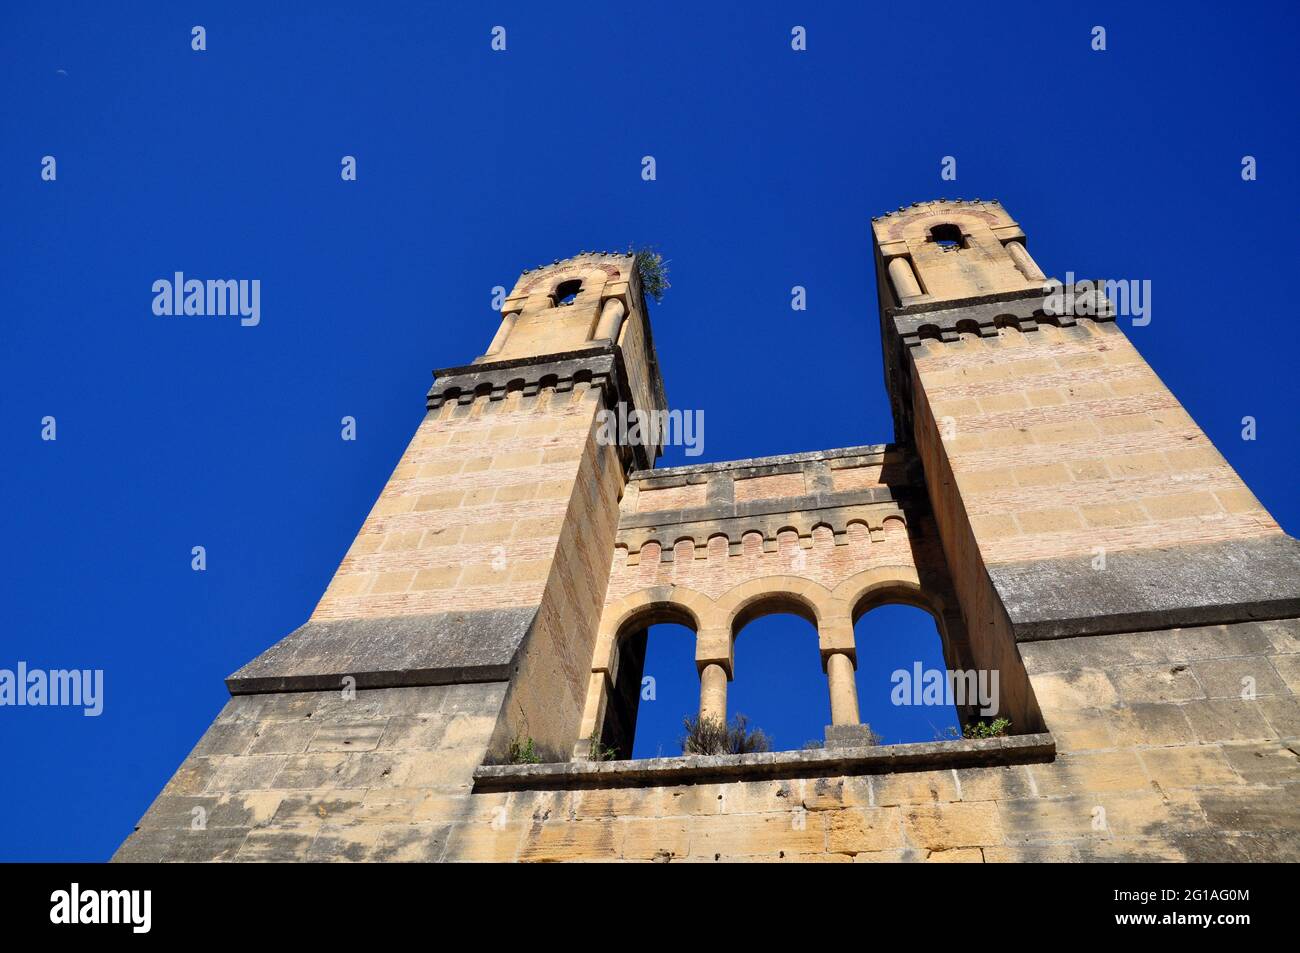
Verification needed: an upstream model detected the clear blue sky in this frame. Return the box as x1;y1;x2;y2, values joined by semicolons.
2;2;1297;860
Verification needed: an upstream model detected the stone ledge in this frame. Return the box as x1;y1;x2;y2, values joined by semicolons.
225;608;535;695
618;485;913;534
472;732;1054;791
992;535;1300;642
634;444;894;482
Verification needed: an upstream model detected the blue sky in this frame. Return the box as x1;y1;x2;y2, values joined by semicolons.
2;2;1297;860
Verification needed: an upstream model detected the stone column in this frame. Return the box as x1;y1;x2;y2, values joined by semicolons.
826;652;860;726
699;662;728;724
1005;240;1046;282
484;311;519;357
593;297;627;342
887;257;923;301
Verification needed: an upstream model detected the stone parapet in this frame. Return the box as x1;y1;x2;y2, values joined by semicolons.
473;733;1055;791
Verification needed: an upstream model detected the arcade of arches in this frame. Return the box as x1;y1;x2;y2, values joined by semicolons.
577;444;1038;760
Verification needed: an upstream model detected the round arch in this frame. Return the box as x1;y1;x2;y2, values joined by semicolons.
593;585;715;674
827;566;959;672
827;566;943;624
713;575;833;638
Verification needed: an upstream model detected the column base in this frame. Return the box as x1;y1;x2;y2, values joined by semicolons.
823;724;881;749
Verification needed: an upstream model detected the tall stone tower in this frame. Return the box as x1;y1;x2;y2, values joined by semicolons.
873;200;1298;646
116;210;1299;864
115;251;668;861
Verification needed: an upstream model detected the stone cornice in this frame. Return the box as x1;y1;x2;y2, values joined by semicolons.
428;345;658;471
891;283;1116;348
631;444;897;485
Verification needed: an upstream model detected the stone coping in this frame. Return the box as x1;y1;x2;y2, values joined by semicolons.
472;732;1054;791
225;609;534;695
992;535;1300;642
636;444;893;481
617;485;911;534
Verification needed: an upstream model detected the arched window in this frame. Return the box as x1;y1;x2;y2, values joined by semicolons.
728;613;827;752
927;223;965;249
552;279;582;306
624;623;699;759
852;603;960;743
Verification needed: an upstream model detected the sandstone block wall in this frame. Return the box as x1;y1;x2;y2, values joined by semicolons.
491;399;627;760
313;387;601;623
913;319;1278;569
114;618;1296;862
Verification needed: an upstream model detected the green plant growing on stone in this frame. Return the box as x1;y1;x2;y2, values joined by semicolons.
588;736;619;762
681;713;771;756
508;736;541;764
963;717;1012;739
631;245;671;303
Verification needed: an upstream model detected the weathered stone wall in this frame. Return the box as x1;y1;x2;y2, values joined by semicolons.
114;619;1296;862
611;290;662;440
112;683;507;862
1012;619;1299;861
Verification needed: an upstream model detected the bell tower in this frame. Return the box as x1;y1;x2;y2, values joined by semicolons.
876;199;1046;309
874;200;1300;681
230;251;664;760
118;249;669;861
483;252;645;362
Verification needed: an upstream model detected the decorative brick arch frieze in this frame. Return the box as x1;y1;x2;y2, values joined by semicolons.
617;507;911;563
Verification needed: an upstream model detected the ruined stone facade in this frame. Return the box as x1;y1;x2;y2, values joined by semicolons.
115;204;1300;863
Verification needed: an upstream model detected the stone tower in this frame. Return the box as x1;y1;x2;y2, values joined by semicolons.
116;209;1300;863
874;200;1298;644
